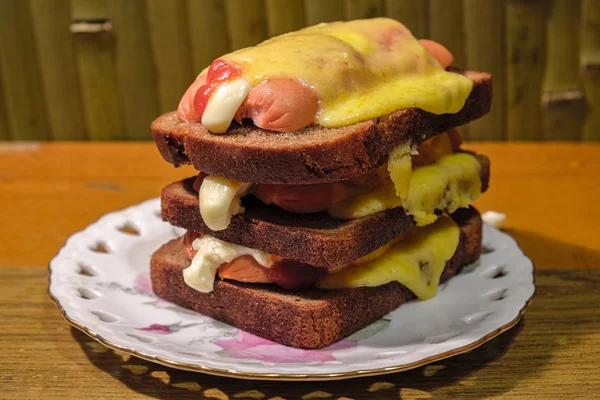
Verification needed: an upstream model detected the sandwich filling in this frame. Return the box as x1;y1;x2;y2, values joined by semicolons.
193;130;482;231
178;18;473;133
182;231;327;293
182;214;459;298
329;152;482;225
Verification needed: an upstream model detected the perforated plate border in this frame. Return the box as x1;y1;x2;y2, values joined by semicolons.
48;199;535;381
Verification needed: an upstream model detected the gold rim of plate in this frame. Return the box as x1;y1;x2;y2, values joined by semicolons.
47;260;536;381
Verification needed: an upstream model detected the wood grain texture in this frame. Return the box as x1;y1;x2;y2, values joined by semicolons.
225;0;267;50
463;0;506;141
304;0;345;25
581;0;600;141
147;0;194;114
109;0;159;140
428;0;468;139
506;0;547;141
543;0;582;93
70;0;108;20
345;0;384;19
0;0;50;140
581;69;600;141
543;0;585;141
429;0;465;67
2;143;600;396
29;0;87;140
72;31;124;140
384;0;428;38
0;61;10;140
187;0;230;72
0;1;598;142
0;143;599;269
71;0;124;140
1;267;599;398
266;0;305;37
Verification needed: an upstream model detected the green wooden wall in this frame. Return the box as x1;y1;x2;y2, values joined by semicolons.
0;0;598;141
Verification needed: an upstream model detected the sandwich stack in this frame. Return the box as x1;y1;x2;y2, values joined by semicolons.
150;19;492;349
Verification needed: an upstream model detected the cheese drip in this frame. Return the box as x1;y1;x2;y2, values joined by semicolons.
406;153;481;225
183;236;273;293
328;152;482;225
199;175;252;231
222;18;473;127
387;142;413;200
317;215;460;299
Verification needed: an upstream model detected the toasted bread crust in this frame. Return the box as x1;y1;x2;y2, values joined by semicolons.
160;152;489;269
152;70;491;184
150;207;482;349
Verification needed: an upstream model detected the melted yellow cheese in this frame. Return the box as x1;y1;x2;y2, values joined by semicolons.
328;153;481;225
318;215;459;299
387;142;413;201
222;18;473;127
406;153;481;225
328;183;398;220
351;232;407;265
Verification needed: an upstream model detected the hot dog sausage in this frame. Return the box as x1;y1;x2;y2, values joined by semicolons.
178;40;455;132
182;231;325;289
177;73;207;122
234;79;319;133
419;39;454;68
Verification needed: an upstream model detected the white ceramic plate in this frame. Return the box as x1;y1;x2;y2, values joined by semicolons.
49;199;535;381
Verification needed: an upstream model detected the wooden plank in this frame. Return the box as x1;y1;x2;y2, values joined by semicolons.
71;0;108;20
505;0;546;141
428;0;468;139
108;0;159;140
147;0;194;113
463;0;505;140
581;0;600;141
345;0;383;19
429;0;465;66
384;0;428;38
542;0;585;141
266;0;305;37
225;0;267;50
0;62;10;140
2;267;599;398
29;0;87;140
0;0;49;140
187;0;229;72
2;143;600;266
70;0;124;140
304;0;345;25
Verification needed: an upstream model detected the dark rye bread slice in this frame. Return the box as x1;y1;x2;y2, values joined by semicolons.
150;207;482;349
160;152;489;269
151;70;491;184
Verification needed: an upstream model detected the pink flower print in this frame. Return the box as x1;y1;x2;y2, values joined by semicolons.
137;321;201;335
214;330;356;363
139;324;172;335
133;273;153;294
134;272;171;308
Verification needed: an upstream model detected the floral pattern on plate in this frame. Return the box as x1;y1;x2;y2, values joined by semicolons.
48;198;535;380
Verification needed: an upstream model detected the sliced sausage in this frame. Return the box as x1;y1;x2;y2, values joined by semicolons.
419;39;454;68
178;39;455;130
182;231;325;289
234;78;319;133
252;182;335;213
217;255;271;283
177;73;207;122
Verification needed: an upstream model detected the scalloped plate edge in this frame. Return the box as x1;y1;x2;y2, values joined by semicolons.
47;199;536;381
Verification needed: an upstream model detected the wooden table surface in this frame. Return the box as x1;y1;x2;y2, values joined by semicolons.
1;142;599;399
